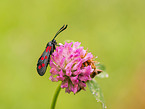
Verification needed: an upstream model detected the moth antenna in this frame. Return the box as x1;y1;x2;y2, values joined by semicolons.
52;24;68;40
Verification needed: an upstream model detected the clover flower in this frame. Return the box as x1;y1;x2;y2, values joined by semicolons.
49;42;102;94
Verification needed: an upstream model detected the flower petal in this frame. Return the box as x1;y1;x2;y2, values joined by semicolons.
66;69;72;76
57;70;65;81
82;53;93;63
59;57;65;68
50;68;59;75
79;81;86;88
79;75;89;82
61;80;68;88
72;58;82;70
73;70;81;75
70;76;79;84
49;75;58;82
81;65;92;75
49;59;59;70
73;84;78;94
73;42;81;50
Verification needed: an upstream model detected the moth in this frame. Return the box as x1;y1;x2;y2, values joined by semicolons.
37;24;68;76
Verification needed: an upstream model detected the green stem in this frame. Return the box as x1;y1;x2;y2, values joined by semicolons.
51;84;61;109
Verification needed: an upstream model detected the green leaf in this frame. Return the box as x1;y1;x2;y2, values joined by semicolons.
95;64;106;71
87;79;106;109
95;64;109;78
96;71;109;78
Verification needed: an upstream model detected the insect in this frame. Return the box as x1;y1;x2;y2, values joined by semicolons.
37;24;68;76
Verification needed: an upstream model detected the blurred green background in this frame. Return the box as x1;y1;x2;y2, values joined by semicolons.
0;0;145;109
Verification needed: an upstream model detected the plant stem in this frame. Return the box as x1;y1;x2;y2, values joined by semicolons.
51;84;61;109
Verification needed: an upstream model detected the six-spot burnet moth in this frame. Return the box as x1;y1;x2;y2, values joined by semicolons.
37;24;68;76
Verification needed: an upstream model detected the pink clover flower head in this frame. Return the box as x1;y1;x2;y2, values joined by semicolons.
49;42;101;94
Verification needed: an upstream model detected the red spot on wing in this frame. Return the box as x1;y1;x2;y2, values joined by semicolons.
41;57;44;60
45;56;48;59
46;46;52;52
42;63;45;67
38;65;42;69
49;46;51;52
46;46;49;52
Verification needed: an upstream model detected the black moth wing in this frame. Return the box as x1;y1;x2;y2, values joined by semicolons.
37;42;54;76
37;51;50;76
37;24;68;76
